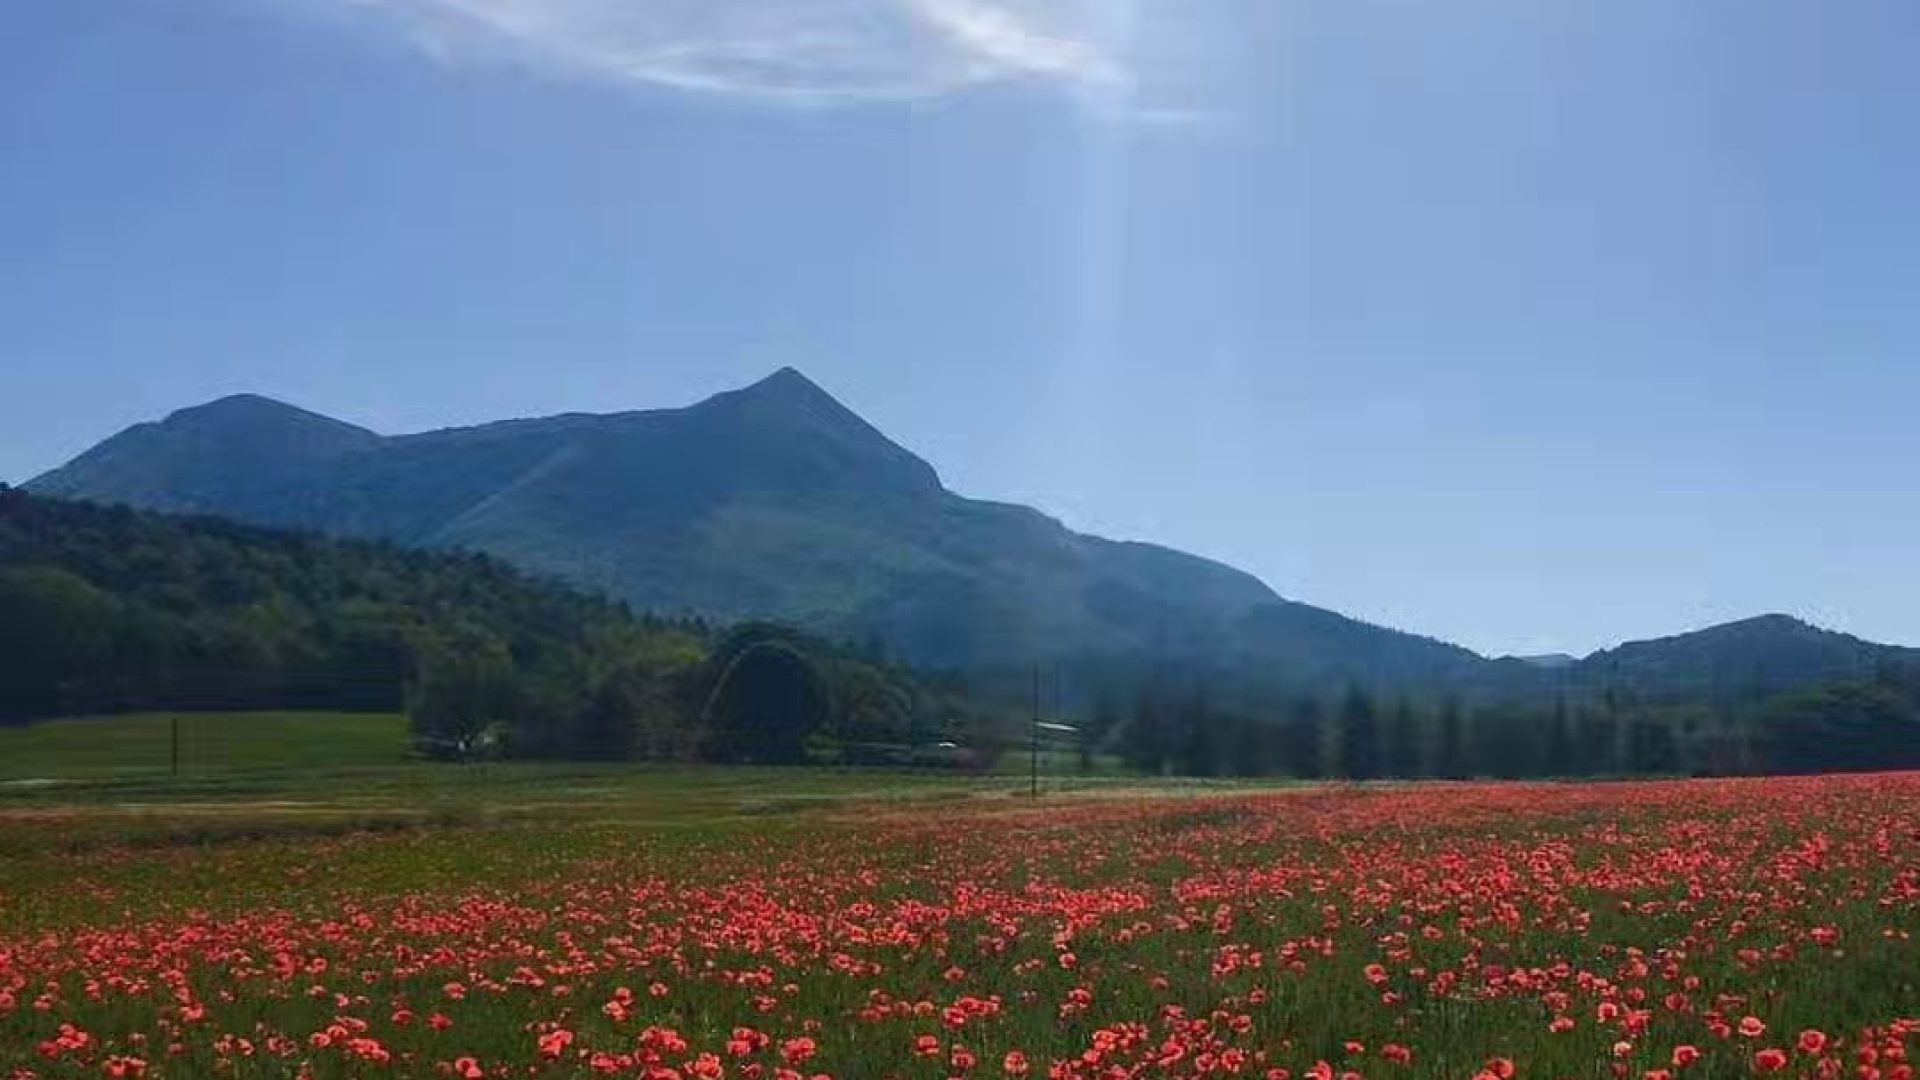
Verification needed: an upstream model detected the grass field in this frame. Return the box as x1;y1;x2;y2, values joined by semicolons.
2;752;1916;1079
0;711;409;779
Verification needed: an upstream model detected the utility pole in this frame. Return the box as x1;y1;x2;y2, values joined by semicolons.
1030;665;1041;799
170;715;180;777
1028;666;1081;801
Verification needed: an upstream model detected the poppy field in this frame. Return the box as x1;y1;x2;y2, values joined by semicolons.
3;772;1918;1079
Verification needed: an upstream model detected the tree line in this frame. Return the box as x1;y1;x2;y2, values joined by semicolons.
0;489;989;764
1100;666;1920;779
7;487;1918;777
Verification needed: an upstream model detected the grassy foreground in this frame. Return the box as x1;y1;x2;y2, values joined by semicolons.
0;711;409;779
2;763;1917;1079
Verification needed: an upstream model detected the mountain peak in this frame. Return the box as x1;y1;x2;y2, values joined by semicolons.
1730;612;1815;630
754;365;817;391
723;366;840;410
182;391;297;413
1679;613;1835;643
682;369;942;495
165;393;375;435
26;393;380;511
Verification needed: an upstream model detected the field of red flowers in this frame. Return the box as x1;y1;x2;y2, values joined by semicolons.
3;773;1918;1079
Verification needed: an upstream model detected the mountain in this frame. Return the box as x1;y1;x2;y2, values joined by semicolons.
1512;653;1579;670
28;369;1479;683
1569;614;1913;700
29;370;1912;697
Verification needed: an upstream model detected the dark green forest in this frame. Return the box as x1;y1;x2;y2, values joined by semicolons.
0;489;978;763
4;487;1917;777
1094;665;1920;779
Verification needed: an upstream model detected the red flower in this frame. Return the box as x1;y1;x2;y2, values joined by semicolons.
536;1029;574;1060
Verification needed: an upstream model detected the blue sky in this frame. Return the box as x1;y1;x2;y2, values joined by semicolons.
3;0;1918;656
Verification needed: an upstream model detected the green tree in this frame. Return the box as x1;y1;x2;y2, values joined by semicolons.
1282;696;1325;779
1118;681;1174;776
1434;696;1467;779
0;567;119;721
1223;714;1274;777
1082;693;1123;774
405;629;517;759
700;627;831;764
823;660;915;755
1339;685;1381;780
1760;680;1920;774
1385;696;1421;777
1582;707;1623;775
1626;714;1679;774
1172;687;1224;777
1544;696;1576;777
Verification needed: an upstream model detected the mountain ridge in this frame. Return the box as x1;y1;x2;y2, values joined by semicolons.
26;369;1914;693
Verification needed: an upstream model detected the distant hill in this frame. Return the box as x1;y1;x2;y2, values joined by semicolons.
1570;614;1912;700
29;369;1482;685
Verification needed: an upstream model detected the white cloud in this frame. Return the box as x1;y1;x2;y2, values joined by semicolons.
312;0;1124;102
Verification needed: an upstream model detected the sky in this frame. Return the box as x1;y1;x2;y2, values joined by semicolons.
3;0;1919;657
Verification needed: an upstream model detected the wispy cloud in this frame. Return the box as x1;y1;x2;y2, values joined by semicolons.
310;0;1124;102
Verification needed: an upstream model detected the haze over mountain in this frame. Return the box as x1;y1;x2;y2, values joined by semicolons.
28;369;1914;695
